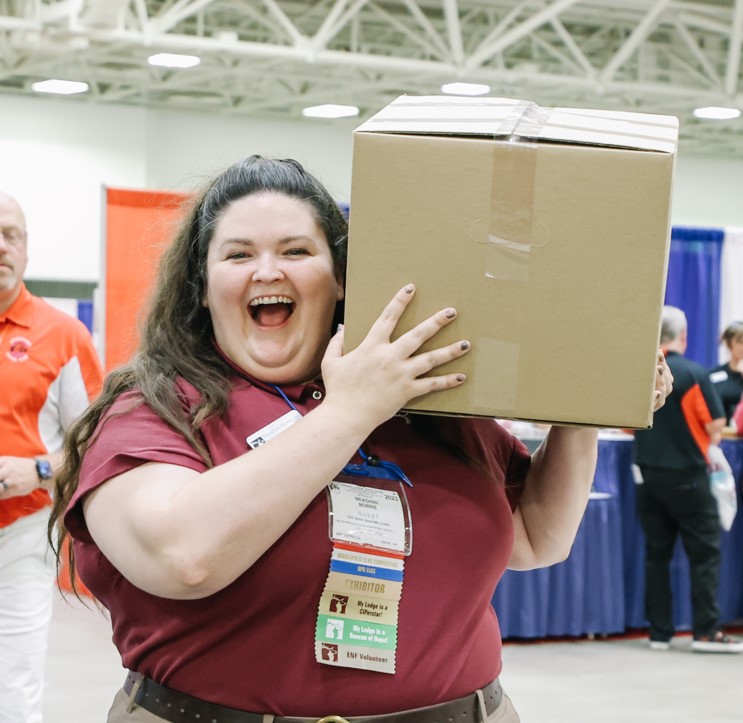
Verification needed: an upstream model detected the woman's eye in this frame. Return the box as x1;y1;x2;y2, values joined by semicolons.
286;247;309;257
227;252;250;261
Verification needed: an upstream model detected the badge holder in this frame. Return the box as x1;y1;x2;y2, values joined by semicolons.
315;460;412;675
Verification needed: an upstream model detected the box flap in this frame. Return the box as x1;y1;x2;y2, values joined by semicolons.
355;95;678;153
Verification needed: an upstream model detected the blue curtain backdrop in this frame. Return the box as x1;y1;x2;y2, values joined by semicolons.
664;226;724;368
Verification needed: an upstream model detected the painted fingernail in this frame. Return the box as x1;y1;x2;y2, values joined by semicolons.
460;340;470;351
404;284;415;294
456;374;466;382
445;308;456;319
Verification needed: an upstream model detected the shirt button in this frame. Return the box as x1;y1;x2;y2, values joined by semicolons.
312;390;323;400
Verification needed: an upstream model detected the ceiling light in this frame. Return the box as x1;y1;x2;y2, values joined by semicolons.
302;104;359;119
693;106;741;120
148;53;201;69
441;82;491;96
31;79;89;95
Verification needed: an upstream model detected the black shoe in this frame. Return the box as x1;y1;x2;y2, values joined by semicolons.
691;631;743;653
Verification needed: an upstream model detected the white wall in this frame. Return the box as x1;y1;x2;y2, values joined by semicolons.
1;92;741;283
143;107;355;201
0;95;148;282
672;154;743;227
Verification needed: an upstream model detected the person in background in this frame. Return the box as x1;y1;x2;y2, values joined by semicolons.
634;305;741;654
0;191;103;722
48;156;672;723
708;321;743;425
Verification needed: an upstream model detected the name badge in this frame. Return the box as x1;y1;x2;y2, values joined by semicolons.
327;481;410;554
710;370;728;384
246;410;302;449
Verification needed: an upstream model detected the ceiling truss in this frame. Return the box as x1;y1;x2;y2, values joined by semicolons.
1;0;742;154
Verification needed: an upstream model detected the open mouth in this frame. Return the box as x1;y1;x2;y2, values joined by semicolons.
249;295;295;327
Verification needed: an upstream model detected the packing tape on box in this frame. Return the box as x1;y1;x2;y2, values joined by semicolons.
474;337;520;414
497;100;551;138
470;102;552;281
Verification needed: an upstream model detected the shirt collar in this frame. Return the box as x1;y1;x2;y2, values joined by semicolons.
0;284;32;328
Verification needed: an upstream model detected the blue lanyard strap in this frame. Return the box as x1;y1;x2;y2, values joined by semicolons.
269;384;413;487
347;448;413;487
272;384;298;411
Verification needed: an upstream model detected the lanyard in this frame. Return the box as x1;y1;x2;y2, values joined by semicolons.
270;384;412;487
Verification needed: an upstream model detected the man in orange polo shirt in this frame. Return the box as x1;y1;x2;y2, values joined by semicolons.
0;191;103;722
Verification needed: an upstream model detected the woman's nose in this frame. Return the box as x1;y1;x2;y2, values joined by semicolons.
251;254;285;283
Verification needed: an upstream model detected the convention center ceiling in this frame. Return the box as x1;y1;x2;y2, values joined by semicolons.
1;0;743;154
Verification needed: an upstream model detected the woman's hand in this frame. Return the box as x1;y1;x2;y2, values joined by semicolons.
653;349;674;411
321;283;470;430
0;456;39;498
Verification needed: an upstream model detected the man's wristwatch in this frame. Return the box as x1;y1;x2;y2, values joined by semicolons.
35;458;53;483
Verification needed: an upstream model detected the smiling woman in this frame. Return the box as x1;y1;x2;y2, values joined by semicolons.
46;155;672;723
205;192;344;385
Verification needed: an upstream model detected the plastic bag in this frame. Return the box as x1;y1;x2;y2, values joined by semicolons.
708;444;738;532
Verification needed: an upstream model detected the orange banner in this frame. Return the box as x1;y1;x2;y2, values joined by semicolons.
104;188;191;370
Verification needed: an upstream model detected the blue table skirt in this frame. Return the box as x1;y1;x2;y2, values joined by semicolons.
491;437;743;639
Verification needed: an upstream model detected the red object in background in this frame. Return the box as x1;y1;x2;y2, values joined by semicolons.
104;188;191;371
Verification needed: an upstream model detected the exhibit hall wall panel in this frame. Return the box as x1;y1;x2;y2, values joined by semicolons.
719;228;743;358
143;107;354;201
672;154;743;227
0;95;147;281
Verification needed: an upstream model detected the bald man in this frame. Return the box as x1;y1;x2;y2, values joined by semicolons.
0;192;103;722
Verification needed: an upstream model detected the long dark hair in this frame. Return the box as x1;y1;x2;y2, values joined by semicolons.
48;156;348;586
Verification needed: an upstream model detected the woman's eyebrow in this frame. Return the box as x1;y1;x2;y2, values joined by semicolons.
218;237;254;248
218;235;317;247
277;235;318;245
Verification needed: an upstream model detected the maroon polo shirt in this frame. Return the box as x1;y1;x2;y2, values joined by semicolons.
65;373;529;715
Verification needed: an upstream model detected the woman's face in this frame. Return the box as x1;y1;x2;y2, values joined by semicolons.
204;192;344;385
727;336;743;366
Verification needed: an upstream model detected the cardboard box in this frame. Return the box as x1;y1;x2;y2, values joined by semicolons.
344;96;678;428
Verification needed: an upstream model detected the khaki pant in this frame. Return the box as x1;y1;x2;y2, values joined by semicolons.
106;685;521;723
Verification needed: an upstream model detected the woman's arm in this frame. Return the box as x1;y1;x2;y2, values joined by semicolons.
83;285;469;600
508;426;598;570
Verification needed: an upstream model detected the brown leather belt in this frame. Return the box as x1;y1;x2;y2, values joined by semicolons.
123;671;503;723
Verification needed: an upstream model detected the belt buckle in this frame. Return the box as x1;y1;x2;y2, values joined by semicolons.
316;716;351;723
